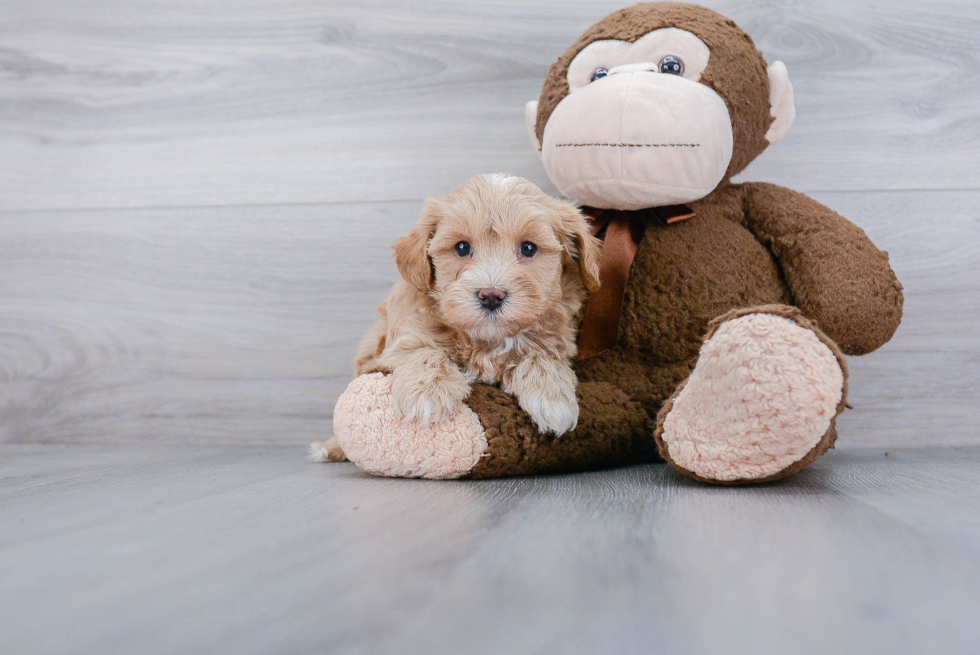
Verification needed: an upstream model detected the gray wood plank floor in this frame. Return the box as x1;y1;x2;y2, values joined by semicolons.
3;444;980;655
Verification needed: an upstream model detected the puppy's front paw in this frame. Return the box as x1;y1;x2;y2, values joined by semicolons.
519;388;579;436
505;358;580;436
391;362;471;424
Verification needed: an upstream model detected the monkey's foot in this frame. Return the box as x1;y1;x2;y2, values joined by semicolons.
329;373;488;479
656;306;847;484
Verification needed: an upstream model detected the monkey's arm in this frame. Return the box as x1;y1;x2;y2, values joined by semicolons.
741;182;903;355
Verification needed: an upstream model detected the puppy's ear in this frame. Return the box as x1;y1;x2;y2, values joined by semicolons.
559;205;603;293
393;199;440;293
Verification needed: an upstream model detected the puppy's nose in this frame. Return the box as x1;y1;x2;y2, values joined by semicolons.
477;287;506;311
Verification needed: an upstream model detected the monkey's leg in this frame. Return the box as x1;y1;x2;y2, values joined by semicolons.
325;368;670;479
463;380;656;478
463;352;694;477
655;305;848;484
328;373;487;479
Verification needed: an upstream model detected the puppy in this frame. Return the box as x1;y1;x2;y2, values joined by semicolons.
313;174;602;462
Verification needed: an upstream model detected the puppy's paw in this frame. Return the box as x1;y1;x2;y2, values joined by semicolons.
505;358;580;436
519;386;579;436
391;362;471;424
308;438;348;462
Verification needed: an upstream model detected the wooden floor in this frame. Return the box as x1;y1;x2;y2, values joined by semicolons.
2;0;979;652
2;444;980;654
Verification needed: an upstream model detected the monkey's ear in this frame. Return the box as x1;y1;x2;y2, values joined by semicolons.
559;206;602;293
765;61;796;144
525;101;542;153
393;201;440;293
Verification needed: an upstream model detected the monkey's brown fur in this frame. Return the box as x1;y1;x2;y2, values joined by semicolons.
463;3;903;480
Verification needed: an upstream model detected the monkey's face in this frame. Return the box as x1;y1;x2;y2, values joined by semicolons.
527;6;796;211
540;28;731;210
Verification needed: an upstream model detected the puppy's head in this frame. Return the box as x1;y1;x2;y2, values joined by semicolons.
394;174;602;341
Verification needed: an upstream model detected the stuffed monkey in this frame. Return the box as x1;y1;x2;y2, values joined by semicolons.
318;2;903;484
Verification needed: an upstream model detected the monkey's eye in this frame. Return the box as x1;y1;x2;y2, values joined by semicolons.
519;242;537;258
454;241;472;257
590;68;609;82
659;56;684;76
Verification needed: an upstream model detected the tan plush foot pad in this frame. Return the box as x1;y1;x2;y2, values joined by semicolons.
332;372;488;479
657;308;846;483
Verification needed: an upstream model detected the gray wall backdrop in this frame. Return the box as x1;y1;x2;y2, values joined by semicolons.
1;0;977;446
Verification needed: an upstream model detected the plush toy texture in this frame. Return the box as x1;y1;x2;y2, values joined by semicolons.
332;373;487;479
531;3;778;198
321;2;903;484
655;306;848;483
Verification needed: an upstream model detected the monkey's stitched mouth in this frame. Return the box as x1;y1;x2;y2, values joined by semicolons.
556;142;700;148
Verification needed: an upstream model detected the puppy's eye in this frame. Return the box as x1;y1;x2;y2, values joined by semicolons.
659;55;684;75
454;241;472;257
519;242;537;258
590;67;609;82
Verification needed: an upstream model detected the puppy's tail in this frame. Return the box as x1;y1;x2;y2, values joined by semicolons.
308;438;349;463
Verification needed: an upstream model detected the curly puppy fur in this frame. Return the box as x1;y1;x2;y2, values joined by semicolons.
354;174;602;436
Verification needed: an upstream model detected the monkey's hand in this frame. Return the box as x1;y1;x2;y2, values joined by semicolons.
390;353;472;424
504;357;579;436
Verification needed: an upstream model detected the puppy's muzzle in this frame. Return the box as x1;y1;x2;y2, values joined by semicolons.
477;287;506;311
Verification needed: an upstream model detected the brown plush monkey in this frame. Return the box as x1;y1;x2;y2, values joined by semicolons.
322;2;903;483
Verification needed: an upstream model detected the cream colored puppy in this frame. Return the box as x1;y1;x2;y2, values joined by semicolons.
356;173;602;436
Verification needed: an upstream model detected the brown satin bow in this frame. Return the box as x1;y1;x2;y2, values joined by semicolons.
575;204;695;362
